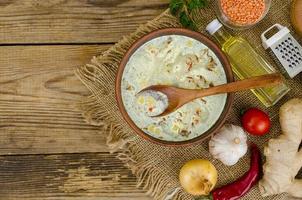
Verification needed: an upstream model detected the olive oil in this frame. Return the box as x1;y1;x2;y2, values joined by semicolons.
206;20;289;107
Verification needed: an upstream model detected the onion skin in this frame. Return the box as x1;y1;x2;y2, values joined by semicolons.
179;159;218;196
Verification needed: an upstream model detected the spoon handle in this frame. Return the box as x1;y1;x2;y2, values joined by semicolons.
191;73;283;99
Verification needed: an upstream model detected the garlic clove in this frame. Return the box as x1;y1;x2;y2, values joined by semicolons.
209;124;248;166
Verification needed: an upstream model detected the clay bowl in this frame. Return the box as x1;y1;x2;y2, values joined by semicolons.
115;28;234;146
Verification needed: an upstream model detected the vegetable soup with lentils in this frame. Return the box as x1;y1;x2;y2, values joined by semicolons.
121;35;227;141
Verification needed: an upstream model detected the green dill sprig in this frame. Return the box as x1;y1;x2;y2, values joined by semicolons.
170;0;208;31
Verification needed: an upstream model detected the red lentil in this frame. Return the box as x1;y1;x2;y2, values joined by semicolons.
220;0;266;25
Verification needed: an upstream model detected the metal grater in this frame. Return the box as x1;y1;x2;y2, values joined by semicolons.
261;24;302;78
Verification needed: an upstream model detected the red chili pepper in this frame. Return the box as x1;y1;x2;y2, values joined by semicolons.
198;144;261;200
214;144;261;200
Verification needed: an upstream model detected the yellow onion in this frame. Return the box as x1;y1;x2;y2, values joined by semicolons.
179;159;218;196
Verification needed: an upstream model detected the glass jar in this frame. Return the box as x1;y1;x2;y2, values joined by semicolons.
216;0;272;30
206;19;290;107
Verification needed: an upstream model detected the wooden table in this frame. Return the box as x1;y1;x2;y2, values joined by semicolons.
0;1;168;199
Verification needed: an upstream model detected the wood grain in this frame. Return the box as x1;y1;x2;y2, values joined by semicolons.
0;45;113;155
0;152;151;200
0;1;169;199
0;0;169;44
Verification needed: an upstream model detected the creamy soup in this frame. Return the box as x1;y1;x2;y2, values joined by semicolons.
121;35;227;141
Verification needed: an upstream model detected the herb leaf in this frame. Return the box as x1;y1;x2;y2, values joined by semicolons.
179;11;197;30
179;11;191;27
169;0;208;30
188;0;208;11
170;0;184;15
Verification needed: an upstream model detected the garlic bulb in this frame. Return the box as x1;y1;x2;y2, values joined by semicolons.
209;124;247;166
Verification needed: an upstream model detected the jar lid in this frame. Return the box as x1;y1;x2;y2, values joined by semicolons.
206;19;223;35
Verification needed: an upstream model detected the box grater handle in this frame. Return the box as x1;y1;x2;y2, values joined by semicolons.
261;24;286;49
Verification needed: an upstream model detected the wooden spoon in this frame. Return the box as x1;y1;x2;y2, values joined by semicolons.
139;73;283;117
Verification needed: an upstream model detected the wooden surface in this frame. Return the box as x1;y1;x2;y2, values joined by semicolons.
0;0;168;199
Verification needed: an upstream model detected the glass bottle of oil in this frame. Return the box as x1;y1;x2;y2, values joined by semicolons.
206;19;290;107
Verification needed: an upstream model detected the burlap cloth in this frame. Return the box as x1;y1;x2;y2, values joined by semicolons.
76;0;302;199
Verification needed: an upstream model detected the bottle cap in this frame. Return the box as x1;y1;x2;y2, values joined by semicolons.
206;19;223;35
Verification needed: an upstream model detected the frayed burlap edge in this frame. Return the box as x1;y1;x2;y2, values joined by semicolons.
75;9;188;200
75;2;301;199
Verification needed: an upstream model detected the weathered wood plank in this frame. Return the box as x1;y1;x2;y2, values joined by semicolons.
0;45;113;155
0;0;168;44
0;152;150;200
